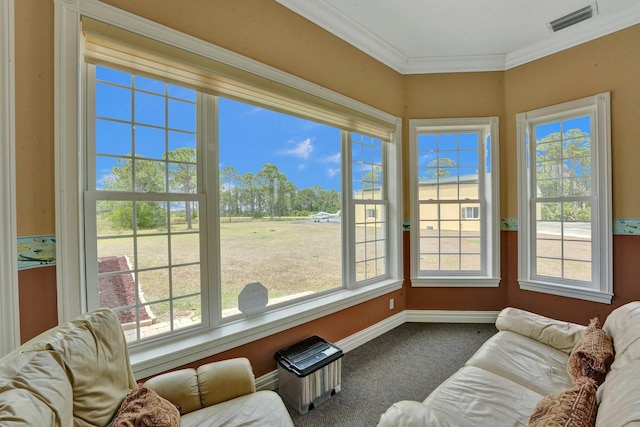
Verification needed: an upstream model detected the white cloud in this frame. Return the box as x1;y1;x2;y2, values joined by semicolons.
327;168;339;178
323;152;341;164
283;138;313;160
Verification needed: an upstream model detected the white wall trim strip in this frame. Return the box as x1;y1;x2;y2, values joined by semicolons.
0;0;20;356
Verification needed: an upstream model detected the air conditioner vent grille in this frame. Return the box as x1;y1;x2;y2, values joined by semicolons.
549;4;595;32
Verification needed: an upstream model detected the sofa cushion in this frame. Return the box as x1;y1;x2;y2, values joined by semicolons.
20;309;136;427
602;301;640;371
567;317;613;384
414;365;543;427
179;390;294;427
112;385;180;427
0;350;73;426
528;377;598;427
466;331;574;396
595;360;640;425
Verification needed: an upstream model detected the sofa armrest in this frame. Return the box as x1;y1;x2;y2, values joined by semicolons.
197;357;256;408
144;368;203;415
495;307;586;353
377;401;437;427
144;357;256;415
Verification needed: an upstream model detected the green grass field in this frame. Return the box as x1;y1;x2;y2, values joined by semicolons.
97;217;343;323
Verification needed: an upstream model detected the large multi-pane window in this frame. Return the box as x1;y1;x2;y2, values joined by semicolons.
410;118;500;287
517;93;612;303
83;62;396;344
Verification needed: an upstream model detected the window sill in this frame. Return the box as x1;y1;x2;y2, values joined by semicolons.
411;277;500;287
129;279;402;379
518;279;613;304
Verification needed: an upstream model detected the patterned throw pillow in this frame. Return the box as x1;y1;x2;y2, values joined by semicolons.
567;317;614;384
529;377;598;427
112;385;180;427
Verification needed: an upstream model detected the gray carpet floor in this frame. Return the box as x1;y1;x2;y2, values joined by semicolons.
284;322;498;427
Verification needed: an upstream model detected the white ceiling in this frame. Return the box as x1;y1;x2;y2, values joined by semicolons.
275;0;640;74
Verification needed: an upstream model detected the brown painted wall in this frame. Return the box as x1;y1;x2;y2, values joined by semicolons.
11;0;640;375
15;0;58;341
402;71;508;312
18;266;58;342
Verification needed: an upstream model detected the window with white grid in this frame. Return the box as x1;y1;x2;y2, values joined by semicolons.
410;118;500;287
517;93;612;303
352;133;387;283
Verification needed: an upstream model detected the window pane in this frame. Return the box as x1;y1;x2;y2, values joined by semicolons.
168;99;196;132
135;75;165;94
564;260;591;282
96;120;131;156
135;92;165;127
137;235;169;268
168;84;196;101
135;125;166;160
96;83;131;121
139;268;170;301
218;98;342;318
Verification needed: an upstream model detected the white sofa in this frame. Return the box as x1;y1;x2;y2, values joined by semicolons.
378;301;640;426
0;308;293;426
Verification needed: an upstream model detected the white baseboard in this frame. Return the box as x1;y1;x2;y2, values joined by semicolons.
405;310;500;324
334;311;406;353
256;309;497;390
255;368;280;391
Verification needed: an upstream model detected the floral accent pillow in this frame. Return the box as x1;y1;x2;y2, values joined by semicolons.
112;384;180;427
529;377;598;427
567;317;614;384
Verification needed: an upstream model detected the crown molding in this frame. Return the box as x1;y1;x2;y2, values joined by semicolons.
505;3;640;69
275;0;408;72
402;54;507;74
277;0;640;74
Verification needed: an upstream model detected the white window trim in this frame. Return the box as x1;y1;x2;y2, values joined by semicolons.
54;0;402;378
0;0;20;356
516;92;612;304
409;117;500;288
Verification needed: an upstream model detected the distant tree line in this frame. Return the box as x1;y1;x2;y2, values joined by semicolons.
220;164;339;221
99;148;340;230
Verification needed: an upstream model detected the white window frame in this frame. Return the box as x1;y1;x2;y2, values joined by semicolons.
516;92;612;304
0;0;20;356
54;0;402;378
409;117;500;287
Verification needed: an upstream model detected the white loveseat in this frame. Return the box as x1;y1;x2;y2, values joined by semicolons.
378;301;640;426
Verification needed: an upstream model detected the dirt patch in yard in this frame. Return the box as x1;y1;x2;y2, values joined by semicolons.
98;256;151;324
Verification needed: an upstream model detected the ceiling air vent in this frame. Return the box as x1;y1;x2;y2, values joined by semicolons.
549;4;596;32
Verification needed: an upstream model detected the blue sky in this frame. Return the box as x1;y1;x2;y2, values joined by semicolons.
95;66;342;192
218;98;341;192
